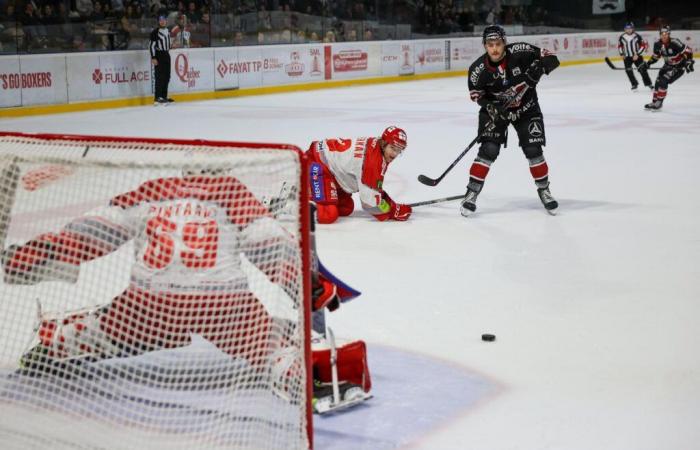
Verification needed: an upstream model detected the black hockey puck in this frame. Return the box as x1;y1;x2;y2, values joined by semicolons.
481;333;496;342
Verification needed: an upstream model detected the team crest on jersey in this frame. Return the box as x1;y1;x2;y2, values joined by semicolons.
528;121;543;137
512;67;521;76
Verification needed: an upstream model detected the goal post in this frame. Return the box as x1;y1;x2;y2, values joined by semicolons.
0;131;313;449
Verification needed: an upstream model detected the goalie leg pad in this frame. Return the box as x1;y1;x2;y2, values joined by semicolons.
312;339;371;392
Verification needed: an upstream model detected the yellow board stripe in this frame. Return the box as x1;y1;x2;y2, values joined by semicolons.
0;57;604;118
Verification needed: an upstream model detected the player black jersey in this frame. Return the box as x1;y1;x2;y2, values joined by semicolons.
618;32;647;57
649;38;693;66
468;42;559;113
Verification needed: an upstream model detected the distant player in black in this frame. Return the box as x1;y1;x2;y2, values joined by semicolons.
617;22;652;90
149;15;174;105
641;26;694;111
462;25;560;216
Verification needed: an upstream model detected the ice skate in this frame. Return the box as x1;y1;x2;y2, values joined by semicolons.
460;189;479;217
312;379;370;414
644;100;663;111
537;186;558;215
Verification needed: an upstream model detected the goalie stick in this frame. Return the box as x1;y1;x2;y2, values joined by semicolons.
604;57;659;71
408;194;463;208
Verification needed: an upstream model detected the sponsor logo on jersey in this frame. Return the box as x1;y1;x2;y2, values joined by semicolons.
310;163;325;201
510;43;532;52
469;63;484;84
528;121;543;137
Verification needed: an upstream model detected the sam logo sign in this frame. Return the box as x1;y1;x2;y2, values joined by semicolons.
309;48;323;76
175;54;200;87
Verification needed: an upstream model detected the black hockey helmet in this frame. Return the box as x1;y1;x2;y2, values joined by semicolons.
659;25;671;34
624;22;634;31
482;25;506;44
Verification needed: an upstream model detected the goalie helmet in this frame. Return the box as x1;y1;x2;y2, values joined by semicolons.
482;25;506;44
381;126;407;151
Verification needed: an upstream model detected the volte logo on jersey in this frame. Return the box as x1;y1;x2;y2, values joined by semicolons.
91;66;150;85
175;54;201;87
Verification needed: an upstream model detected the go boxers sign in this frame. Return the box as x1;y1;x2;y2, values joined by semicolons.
1;71;52;90
0;54;66;107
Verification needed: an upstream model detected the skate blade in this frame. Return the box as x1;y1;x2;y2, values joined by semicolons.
314;392;372;415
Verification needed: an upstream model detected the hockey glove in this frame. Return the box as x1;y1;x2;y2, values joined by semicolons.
374;192;412;221
637;61;649;72
485;102;507;124
525;60;544;87
684;59;695;73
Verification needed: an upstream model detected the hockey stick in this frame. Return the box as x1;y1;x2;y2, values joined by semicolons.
408;194;463;208
604;57;660;70
417;132;482;187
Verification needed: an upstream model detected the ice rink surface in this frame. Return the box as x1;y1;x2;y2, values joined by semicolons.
2;61;700;450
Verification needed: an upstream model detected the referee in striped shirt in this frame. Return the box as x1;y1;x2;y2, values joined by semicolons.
150;15;173;104
618;22;653;90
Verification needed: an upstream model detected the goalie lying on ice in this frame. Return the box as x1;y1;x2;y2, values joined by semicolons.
2;173;304;377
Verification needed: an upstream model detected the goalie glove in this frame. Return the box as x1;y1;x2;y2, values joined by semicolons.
2;238;77;285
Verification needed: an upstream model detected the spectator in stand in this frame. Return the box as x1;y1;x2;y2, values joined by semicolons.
20;2;48;50
323;29;335;43
308;30;319;42
346;28;357;41
186;1;200;24
76;0;94;19
363;27;372;41
1;4;24;52
190;10;210;47
232;30;244;46
170;13;191;47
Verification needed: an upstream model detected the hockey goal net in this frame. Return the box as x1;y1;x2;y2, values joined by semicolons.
0;132;312;449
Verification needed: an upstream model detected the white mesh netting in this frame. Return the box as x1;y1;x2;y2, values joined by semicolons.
0;134;310;450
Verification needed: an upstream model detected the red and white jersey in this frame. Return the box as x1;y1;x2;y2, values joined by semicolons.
14;176;291;294
310;137;388;214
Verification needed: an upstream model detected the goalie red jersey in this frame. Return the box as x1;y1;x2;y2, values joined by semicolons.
3;175;299;369
306;126;412;224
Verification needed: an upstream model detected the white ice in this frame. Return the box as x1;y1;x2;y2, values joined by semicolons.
1;62;699;450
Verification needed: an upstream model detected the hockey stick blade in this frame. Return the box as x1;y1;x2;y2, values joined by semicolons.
416;132;483;187
408;194;463;208
604;57;619;70
604;56;660;71
417;174;439;186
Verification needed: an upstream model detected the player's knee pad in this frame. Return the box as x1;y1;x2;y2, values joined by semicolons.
522;145;543;159
336;190;354;217
478;141;501;161
316;204;340;224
